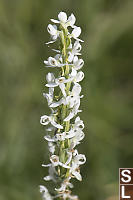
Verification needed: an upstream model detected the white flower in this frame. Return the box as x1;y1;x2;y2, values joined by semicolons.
46;69;84;99
70;129;85;148
50;82;82;110
70;68;84;83
63;124;85;149
64;83;83;121
68;41;82;62
43;92;53;106
43;73;55;105
46;72;55;83
70;26;84;42
65;129;78;140
50;155;70;168
55;177;73;192
48;142;55;154
50;155;60;166
43;165;57;182
44;56;62;68
48;71;84;109
44;56;58;67
65;117;85;148
72;27;81;38
44;54;69;68
55;77;69;97
51;12;76;28
46;24;59;44
40;115;63;129
64;104;81;121
49;97;65;108
47;24;58;39
73;116;84;130
42;155;70;169
56;192;79;200
40;185;53;200
70;152;86;181
56;130;77;141
44;135;57;142
55;132;66;141
45;131;76;143
73;56;84;70
46;76;72;97
46;73;55;95
74;153;86;165
51;12;67;24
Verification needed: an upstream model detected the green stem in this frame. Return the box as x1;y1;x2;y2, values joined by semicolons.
58;29;72;179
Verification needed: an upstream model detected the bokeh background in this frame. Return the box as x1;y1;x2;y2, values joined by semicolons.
0;0;133;199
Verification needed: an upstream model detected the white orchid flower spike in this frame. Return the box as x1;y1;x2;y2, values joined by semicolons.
40;11;86;200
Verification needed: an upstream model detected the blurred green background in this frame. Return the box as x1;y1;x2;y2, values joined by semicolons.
0;0;133;199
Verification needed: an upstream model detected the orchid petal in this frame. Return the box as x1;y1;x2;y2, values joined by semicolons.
50;19;60;23
46;72;55;82
47;24;58;36
42;164;51;167
45;83;58;87
40;115;50;125
76;71;84;82
72;171;82;181
72;27;81;38
44;135;56;142
59;162;70;169
65;152;72;165
68;13;76;27
64;112;74;121
58;12;67;23
45;40;56;45
50;99;63;108
59;83;66;97
43;175;51;181
51;120;63;129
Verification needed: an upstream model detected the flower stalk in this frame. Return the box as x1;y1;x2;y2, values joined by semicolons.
40;12;86;200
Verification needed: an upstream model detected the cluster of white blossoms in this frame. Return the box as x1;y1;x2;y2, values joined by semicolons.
40;12;86;200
